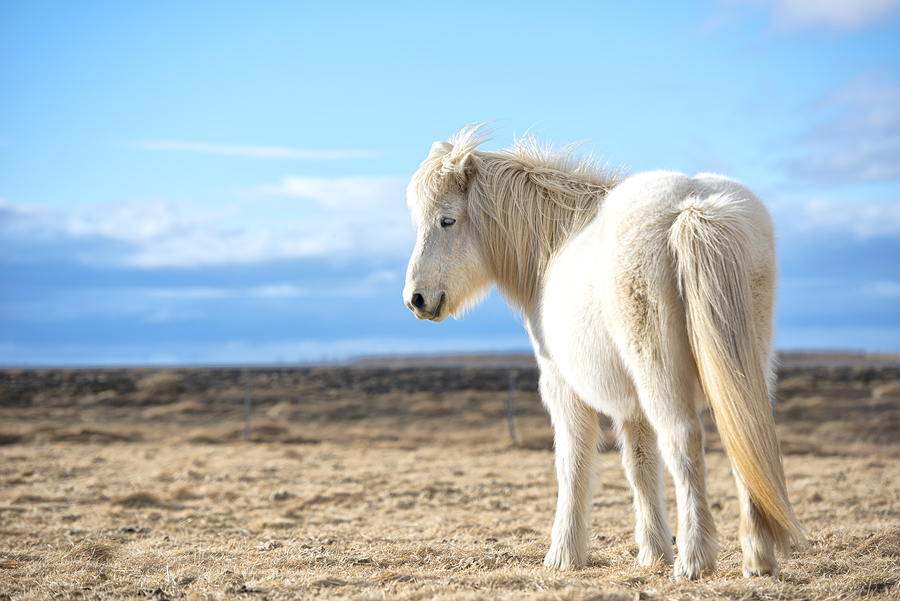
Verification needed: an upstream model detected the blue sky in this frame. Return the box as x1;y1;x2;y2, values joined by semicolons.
1;0;899;365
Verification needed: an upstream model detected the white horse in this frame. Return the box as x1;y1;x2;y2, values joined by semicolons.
402;125;806;580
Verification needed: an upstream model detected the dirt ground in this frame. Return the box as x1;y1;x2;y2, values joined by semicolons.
1;354;899;600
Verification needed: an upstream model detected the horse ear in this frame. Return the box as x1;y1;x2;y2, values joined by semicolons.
457;152;477;190
429;141;453;158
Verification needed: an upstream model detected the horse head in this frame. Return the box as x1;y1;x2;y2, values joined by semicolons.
403;134;492;322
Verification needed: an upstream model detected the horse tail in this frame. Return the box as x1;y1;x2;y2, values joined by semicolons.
669;193;805;556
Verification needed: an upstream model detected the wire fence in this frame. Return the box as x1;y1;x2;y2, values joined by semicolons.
235;367;527;444
4;361;895;447
0;364;546;446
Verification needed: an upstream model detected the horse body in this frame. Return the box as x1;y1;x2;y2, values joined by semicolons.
539;170;705;422
403;125;805;580
538;170;773;420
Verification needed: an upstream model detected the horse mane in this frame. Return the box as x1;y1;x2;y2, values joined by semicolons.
409;124;625;310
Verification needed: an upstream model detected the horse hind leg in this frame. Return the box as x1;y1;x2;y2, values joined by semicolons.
738;264;779;577
736;298;778;577
736;477;778;577
607;236;719;578
637;378;718;580
617;416;674;567
610;279;718;578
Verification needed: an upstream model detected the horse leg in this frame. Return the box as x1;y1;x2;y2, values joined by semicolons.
607;249;717;579
617;329;717;577
738;268;779;577
541;370;601;570
617;416;674;567
636;382;718;580
736;477;778;577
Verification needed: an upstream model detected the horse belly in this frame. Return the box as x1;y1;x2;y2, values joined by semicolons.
541;236;639;422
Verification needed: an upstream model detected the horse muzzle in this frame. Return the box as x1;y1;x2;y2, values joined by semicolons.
405;289;448;322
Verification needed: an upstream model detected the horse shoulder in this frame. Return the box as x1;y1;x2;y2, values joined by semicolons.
539;238;638;419
541;226;614;350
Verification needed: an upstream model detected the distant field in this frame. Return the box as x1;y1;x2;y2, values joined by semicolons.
1;354;898;600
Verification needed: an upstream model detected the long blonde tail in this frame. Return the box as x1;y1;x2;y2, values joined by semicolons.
669;196;805;555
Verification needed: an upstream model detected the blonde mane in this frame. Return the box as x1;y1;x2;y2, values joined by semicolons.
409;124;624;308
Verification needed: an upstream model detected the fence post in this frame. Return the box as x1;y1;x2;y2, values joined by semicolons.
243;369;252;442
506;370;519;448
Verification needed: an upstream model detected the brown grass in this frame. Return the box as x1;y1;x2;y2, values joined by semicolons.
1;363;899;600
1;440;898;600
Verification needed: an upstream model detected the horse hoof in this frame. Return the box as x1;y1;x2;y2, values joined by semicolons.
674;558;714;581
543;546;582;570
742;563;779;579
637;547;674;568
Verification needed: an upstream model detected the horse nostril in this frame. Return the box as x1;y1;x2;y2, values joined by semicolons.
411;293;426;310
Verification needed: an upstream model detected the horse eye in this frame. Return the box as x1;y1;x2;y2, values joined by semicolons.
440;217;457;228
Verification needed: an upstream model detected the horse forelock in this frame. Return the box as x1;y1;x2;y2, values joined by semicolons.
407;123;493;225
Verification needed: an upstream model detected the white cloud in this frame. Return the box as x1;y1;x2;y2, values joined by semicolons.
258;175;405;209
783;72;900;185
130;140;376;160
0;175;414;268
772;198;900;239
131;273;400;302
67;201;230;243
726;0;900;32
862;281;900;299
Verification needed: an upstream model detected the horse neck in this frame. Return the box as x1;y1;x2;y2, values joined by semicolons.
472;159;607;312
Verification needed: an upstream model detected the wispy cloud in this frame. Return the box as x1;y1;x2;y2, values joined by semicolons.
723;0;900;32
782;72;900;185
0;267;403;329
862;280;900;299
771;200;900;239
130;140;377;160
257;175;406;209
773;198;900;239
125;273;400;303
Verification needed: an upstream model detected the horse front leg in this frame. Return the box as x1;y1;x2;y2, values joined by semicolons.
541;373;601;570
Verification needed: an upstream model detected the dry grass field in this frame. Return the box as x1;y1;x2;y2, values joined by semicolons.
1;355;899;600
